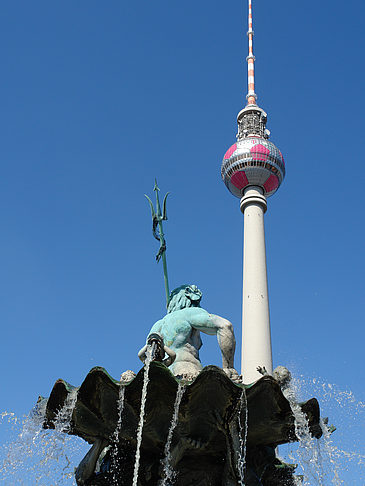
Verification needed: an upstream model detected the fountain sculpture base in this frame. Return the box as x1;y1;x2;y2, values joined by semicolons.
43;363;322;485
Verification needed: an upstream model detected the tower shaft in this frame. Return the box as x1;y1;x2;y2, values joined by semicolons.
240;186;273;383
221;0;285;383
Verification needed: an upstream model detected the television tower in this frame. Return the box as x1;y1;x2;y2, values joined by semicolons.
221;0;285;384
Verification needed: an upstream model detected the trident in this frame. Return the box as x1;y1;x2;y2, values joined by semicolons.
145;180;170;307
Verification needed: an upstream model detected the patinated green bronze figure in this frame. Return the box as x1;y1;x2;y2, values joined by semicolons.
143;183;240;382
138;284;240;382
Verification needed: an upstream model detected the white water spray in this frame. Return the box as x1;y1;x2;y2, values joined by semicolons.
279;374;365;485
318;418;341;485
160;382;185;485
0;390;86;485
283;384;325;485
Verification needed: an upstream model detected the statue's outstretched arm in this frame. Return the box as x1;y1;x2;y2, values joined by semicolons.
190;311;240;381
209;314;237;373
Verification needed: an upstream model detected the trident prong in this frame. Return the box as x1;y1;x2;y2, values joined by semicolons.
145;179;170;307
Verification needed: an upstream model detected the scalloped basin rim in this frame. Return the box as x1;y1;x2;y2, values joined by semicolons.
42;363;322;449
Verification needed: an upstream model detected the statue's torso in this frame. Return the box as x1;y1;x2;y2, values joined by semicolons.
150;307;210;376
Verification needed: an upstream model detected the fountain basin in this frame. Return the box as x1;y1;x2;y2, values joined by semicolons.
43;363;322;485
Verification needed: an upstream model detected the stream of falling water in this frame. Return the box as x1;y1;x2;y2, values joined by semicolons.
159;382;185;486
0;389;87;485
237;386;248;485
110;384;126;484
132;349;152;486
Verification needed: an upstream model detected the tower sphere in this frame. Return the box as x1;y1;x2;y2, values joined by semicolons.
222;0;286;200
221;136;285;198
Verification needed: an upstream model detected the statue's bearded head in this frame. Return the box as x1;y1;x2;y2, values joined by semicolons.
167;284;202;313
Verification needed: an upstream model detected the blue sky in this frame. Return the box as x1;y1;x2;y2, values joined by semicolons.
0;0;364;483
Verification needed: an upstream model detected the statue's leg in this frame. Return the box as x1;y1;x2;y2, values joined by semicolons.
75;438;108;485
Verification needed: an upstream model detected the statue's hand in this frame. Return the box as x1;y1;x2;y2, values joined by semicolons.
256;365;268;376
223;367;242;383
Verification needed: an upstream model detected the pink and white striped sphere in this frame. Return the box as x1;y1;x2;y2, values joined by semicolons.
221;138;285;198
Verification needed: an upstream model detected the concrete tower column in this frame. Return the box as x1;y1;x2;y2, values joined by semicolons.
240;185;272;383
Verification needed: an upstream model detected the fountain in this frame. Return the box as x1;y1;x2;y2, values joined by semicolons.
0;0;363;483
159;382;186;486
34;182;331;485
41;283;325;486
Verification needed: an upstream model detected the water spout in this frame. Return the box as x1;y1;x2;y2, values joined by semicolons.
237;387;249;485
132;347;152;486
110;384;126;484
160;382;185;485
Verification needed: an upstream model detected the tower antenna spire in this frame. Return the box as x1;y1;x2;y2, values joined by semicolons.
246;0;257;105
